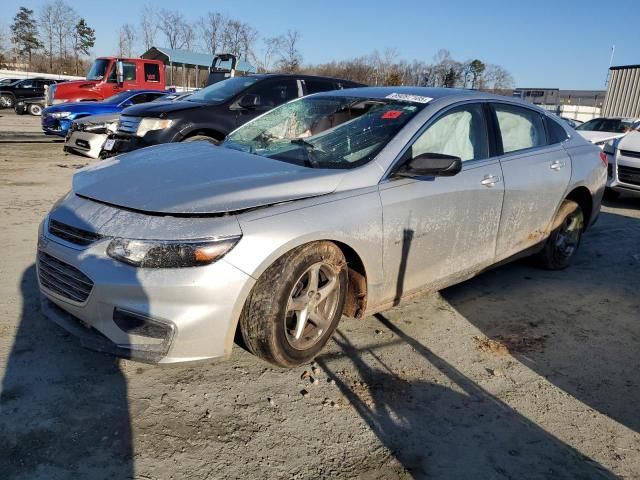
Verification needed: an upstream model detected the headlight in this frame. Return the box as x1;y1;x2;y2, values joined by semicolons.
51;111;71;118
136;118;174;137
107;236;241;268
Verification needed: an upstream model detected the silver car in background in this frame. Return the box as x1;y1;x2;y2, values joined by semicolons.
37;87;606;366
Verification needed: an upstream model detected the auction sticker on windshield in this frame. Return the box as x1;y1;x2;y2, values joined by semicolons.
385;93;433;103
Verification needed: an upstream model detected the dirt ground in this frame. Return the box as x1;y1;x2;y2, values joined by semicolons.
0;111;639;480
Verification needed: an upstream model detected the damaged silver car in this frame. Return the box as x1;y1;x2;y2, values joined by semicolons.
37;87;606;366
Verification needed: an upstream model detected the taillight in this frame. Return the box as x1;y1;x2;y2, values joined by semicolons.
599;151;608;167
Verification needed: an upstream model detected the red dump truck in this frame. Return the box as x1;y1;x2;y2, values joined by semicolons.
46;57;166;105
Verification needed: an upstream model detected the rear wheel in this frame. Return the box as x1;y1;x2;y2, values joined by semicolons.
28;104;42;116
536;200;584;270
182;135;219;144
239;241;348;367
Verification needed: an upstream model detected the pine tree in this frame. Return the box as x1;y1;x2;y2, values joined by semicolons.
10;7;42;69
72;18;95;75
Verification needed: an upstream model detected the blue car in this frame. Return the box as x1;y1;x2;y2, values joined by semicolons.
42;89;169;137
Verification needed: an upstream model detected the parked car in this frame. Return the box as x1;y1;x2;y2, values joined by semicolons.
37;87;605;366
64;92;191;159
0;78;60;108
560;117;583;129
575;116;640;147
42;89;169;137
101;74;364;156
15;96;45;116
46;57;166;105
603;130;640;198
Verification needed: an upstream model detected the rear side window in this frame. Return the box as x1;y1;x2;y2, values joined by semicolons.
304;79;337;94
144;63;160;82
494;104;546;154
545;116;569;143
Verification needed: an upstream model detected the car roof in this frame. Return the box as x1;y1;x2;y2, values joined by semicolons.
308;86;513;102
248;73;364;85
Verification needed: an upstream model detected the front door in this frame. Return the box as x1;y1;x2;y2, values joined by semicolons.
379;102;505;303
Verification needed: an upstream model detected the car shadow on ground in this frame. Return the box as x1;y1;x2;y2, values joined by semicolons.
443;210;640;435
318;319;614;479
0;265;133;478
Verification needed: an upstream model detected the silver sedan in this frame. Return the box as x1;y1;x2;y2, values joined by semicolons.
37;87;606;366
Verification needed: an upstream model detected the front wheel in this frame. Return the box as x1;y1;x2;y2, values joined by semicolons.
239;242;348;367
28;104;42;116
0;94;14;109
536;200;584;270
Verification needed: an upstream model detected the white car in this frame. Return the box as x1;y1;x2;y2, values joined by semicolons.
576;117;640;148
63;113;120;159
604;130;640;197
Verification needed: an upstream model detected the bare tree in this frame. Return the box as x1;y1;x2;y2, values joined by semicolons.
52;0;77;68
276;30;302;72
254;36;281;72
157;9;186;49
481;64;514;92
118;24;136;58
140;4;158;52
197;12;226;55
180;21;196;50
39;3;55;70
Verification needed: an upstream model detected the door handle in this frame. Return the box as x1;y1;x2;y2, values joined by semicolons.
550;160;565;170
480;174;500;187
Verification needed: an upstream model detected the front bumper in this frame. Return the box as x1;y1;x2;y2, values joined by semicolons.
64;131;108;159
37;220;255;364
606;151;640;195
42;114;72;137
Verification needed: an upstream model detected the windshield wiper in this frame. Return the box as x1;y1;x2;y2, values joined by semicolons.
290;138;321;168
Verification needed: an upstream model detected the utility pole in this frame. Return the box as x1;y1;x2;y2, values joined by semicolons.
605;45;615;87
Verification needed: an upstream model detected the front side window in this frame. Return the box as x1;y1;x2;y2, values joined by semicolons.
494;104;546;153
411;103;489;162
248;79;299;107
122;62;136;82
224;96;424;169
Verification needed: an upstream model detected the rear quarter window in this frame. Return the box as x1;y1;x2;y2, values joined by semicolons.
545;116;570;144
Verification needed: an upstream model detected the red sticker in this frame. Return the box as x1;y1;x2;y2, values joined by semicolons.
382;110;403;119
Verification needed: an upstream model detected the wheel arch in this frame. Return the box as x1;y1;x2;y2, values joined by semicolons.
565;185;593;230
179;127;225;143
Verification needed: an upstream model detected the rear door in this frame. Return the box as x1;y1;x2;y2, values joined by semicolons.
379;102;505;301
14;79;39;99
491;102;571;261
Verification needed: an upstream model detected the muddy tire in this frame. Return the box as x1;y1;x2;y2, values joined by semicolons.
28;103;42;116
239;241;348;368
0;93;15;109
182;135;219;144
536;200;584;270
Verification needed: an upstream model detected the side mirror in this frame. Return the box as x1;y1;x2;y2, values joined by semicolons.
116;61;124;86
396;153;462;178
238;94;260;109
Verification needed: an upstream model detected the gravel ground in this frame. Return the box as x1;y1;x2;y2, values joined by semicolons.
0;112;639;479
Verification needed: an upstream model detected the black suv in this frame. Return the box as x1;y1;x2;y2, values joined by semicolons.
0;78;60;109
102;74;364;156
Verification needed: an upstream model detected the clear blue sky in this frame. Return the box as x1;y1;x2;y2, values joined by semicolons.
3;0;638;89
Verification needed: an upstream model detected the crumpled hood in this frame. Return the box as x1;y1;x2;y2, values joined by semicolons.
72;142;346;215
577;130;626;145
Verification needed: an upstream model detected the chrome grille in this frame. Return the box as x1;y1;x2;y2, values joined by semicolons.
48;219;101;246
117;116;141;135
38;251;94;303
618;165;640;186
